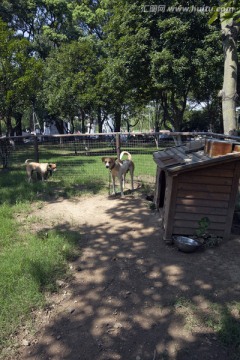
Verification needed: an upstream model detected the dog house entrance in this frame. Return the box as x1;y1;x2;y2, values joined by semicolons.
157;169;166;208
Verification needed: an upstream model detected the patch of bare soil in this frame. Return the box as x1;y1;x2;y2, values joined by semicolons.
10;193;240;360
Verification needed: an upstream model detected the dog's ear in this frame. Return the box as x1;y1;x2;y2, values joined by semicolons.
48;163;56;170
101;157;106;162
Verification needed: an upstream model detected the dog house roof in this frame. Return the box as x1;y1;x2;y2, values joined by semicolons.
153;139;240;174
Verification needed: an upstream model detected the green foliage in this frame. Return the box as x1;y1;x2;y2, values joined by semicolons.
150;10;222;131
43;37;100;122
183;105;223;133
196;217;210;237
0;19;43;134
195;216;222;248
0;202;81;349
0;0;227;134
209;1;240;24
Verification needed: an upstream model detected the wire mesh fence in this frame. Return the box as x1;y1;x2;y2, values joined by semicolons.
1;132;239;193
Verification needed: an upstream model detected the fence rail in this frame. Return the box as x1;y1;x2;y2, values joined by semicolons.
1;132;240;190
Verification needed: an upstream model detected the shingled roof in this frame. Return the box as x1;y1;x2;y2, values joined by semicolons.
153;139;240;174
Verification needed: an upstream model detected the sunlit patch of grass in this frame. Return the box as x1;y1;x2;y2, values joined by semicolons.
0;202;81;352
173;295;240;357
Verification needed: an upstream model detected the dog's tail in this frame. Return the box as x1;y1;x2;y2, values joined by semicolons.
120;151;132;160
25;159;32;164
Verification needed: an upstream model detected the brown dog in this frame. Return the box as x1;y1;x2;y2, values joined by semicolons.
102;151;134;196
25;159;57;182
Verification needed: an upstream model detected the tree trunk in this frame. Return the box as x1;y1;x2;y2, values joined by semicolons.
154;100;161;132
13;112;23;136
220;19;239;134
80;109;86;133
6;114;13;136
55;119;65;134
114;108;121;132
97;107;103;133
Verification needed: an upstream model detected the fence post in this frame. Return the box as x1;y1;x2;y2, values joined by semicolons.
33;136;39;162
116;133;121;159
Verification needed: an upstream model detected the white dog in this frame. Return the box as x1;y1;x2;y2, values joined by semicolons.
102;151;134;196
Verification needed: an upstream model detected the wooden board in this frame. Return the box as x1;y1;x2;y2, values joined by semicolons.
176;198;229;208
233;144;240;152
173;219;226;230
178;175;233;186
205;139;233;157
177;189;230;201
175;204;228;216
174;212;226;223
223;162;240;239
177;182;231;193
153;151;185;168
173;227;224;237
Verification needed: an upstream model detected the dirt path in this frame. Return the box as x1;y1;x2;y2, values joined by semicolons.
15;193;240;360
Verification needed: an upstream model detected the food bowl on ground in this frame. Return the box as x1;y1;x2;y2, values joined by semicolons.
173;236;202;253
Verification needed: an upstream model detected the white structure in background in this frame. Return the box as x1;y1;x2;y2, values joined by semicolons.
86;119;114;135
102;117;114;133
43;121;70;135
86;121;96;134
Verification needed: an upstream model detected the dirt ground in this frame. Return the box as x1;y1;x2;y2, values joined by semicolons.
12;191;240;360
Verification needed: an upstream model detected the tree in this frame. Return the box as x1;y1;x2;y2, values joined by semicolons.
188;30;224;132
150;11;223;132
100;0;223;133
210;1;240;134
0;19;43;135
98;1;151;132
43;37;100;133
0;0;82;58
1;0;229;135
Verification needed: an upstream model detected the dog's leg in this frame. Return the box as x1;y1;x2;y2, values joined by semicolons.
111;174;116;195
26;169;32;182
119;174;124;197
36;171;44;181
129;167;134;191
122;174;126;190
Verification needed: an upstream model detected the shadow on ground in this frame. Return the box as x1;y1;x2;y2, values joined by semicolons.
18;194;240;360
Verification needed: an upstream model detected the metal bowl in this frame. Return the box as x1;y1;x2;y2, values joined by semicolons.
173;236;201;253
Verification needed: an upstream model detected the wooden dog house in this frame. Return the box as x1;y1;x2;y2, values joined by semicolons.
153;139;240;242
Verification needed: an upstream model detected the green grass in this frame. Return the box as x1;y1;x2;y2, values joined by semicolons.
0;203;80;351
0;168;90;352
0;190;81;352
0;145;157;353
173;296;240;358
1;145;157;204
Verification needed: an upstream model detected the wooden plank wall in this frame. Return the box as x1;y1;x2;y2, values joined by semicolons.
172;163;235;238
